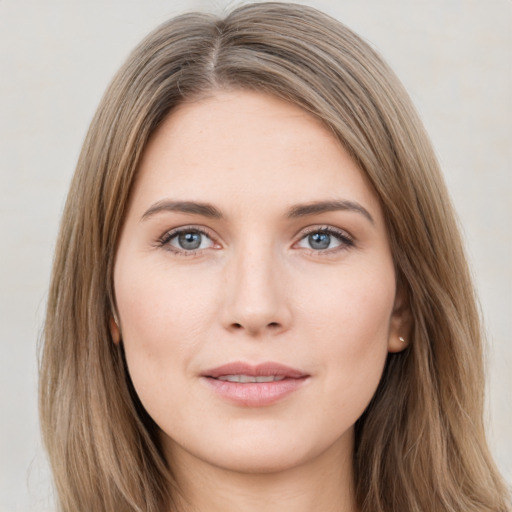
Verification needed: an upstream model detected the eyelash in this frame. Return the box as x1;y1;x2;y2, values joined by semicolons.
296;225;355;254
156;225;355;256
156;226;217;257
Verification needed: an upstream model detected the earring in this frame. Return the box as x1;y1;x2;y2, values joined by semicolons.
399;336;406;344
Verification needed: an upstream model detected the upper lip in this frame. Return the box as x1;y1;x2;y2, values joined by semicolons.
202;362;308;379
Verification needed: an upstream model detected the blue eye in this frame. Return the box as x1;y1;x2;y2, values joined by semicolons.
296;228;353;251
163;229;215;252
308;232;332;250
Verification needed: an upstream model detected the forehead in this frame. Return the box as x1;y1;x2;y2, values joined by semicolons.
131;90;382;220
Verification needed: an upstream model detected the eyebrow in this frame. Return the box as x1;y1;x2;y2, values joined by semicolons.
141;200;224;221
287;200;374;224
140;198;373;224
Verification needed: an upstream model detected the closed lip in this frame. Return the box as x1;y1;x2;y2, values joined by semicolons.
201;361;308;379
201;361;309;407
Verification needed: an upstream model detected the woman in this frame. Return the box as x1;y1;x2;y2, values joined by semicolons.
39;2;510;511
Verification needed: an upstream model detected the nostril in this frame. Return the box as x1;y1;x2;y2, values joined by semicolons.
230;321;281;331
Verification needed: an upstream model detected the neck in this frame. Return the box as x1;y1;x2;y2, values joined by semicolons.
166;433;357;512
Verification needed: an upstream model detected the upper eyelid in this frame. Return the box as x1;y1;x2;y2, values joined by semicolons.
160;224;216;238
293;225;355;252
295;224;353;240
157;225;219;249
156;224;354;249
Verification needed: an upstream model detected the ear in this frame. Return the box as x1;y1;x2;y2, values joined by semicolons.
388;285;412;353
110;315;121;345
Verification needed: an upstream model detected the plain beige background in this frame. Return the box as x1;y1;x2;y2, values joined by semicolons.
0;1;510;510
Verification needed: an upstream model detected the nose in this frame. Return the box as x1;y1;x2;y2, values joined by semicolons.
220;243;292;337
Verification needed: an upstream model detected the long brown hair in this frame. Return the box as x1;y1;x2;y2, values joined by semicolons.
40;3;510;511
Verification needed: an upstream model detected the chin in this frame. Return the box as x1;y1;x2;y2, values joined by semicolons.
162;420;353;476
201;447;313;476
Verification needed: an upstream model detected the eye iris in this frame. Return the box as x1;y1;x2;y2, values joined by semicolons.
309;232;330;250
178;232;202;250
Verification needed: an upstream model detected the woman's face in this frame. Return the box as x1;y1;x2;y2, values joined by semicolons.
113;90;407;475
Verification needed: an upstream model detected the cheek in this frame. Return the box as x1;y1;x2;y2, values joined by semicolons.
298;257;395;343
113;260;215;401
116;257;216;341
297;261;395;406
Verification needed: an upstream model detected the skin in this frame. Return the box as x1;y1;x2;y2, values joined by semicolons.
112;90;409;512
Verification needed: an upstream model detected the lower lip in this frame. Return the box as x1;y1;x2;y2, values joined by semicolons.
202;377;308;407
